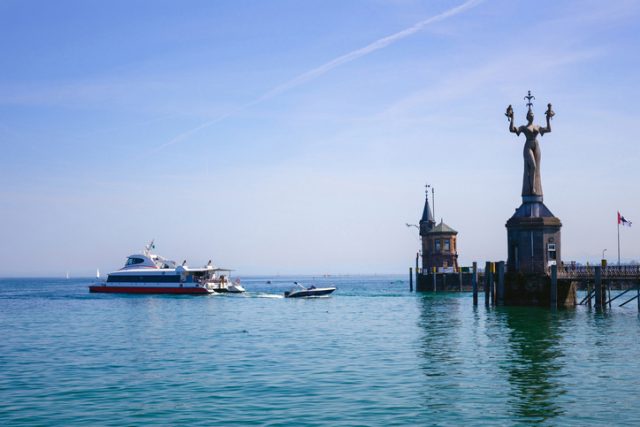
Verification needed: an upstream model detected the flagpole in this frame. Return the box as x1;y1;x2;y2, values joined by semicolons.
617;217;621;266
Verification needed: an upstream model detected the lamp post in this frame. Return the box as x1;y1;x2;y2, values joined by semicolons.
602;248;607;260
406;224;421;278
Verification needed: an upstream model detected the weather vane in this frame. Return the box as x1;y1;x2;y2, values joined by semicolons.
524;90;535;110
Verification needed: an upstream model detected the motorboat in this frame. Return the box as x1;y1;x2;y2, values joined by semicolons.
89;241;245;295
212;277;246;294
284;282;336;298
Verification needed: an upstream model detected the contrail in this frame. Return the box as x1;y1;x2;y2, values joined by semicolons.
160;0;482;149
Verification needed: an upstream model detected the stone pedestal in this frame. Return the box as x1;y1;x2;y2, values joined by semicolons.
503;272;577;307
504;197;575;306
506;198;561;275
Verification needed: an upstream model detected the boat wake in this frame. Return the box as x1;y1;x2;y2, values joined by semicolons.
250;293;284;299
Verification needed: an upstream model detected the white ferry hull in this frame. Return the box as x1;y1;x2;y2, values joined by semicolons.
89;283;213;294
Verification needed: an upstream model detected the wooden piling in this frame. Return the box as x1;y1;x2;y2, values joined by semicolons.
594;266;602;309
409;267;413;292
497;261;505;305
459;270;463;292
415;253;419;289
472;262;478;306
586;280;592;308
550;264;557;309
489;262;495;305
637;284;639;312
484;262;490;305
432;270;437;292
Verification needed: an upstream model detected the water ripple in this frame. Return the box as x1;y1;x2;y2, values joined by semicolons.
1;278;640;425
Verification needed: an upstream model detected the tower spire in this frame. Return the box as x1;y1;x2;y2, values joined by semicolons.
420;184;435;235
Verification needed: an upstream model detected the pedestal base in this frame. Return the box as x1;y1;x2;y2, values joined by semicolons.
504;272;576;307
506;201;562;275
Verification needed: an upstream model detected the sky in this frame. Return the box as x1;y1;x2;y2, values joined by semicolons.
1;0;639;277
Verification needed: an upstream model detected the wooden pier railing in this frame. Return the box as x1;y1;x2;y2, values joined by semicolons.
557;264;640;280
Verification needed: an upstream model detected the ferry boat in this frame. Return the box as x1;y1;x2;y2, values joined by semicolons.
89;241;245;295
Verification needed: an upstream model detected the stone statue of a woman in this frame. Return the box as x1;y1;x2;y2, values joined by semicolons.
505;98;555;201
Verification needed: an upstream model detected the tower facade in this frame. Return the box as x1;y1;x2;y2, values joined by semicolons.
422;221;459;271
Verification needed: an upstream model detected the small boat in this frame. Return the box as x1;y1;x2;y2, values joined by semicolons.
284;282;336;298
227;281;246;293
214;277;246;294
89;241;244;295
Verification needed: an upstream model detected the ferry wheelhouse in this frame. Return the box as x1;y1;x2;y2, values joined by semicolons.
89;242;244;294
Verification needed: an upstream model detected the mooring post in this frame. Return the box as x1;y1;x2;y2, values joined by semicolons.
493;262;498;305
484;262;491;305
459;270;463;292
550;264;558;309
594;266;602;309
497;261;505;305
491;263;496;305
409;267;413;292
415;253;419;289
433;270;437;292
472;262;478;306
637;283;639;312
586;280;592;308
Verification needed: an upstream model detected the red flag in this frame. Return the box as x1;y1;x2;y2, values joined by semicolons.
618;211;632;227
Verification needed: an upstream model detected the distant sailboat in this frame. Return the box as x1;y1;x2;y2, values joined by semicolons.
96;268;101;279
66;271;70;280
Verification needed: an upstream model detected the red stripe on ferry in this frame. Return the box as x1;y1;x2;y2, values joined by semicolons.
89;286;210;294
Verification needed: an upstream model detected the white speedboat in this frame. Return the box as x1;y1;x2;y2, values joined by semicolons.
284;282;336;298
89;241;244;295
210;277;246;294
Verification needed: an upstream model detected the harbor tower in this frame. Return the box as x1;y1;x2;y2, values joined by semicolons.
419;189;459;272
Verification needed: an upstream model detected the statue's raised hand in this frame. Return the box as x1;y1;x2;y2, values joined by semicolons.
545;103;555;120
505;105;514;120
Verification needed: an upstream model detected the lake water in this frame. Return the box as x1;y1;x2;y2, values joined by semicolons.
1;276;640;426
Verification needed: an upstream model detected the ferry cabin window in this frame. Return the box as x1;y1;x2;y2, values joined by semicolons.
126;257;145;266
444;239;450;251
435;240;441;251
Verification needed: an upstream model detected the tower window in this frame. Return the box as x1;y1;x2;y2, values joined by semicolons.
435;239;441;251
444;239;450;251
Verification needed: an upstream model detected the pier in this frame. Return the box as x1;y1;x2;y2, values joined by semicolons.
411;263;640;311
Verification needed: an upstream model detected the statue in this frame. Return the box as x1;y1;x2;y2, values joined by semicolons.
505;91;555;199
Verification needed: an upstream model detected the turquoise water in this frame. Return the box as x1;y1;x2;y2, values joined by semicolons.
1;276;640;426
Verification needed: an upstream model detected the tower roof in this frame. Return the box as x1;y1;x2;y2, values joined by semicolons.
427;220;458;235
420;191;435;224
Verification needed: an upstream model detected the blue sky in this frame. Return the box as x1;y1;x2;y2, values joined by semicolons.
1;0;639;276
